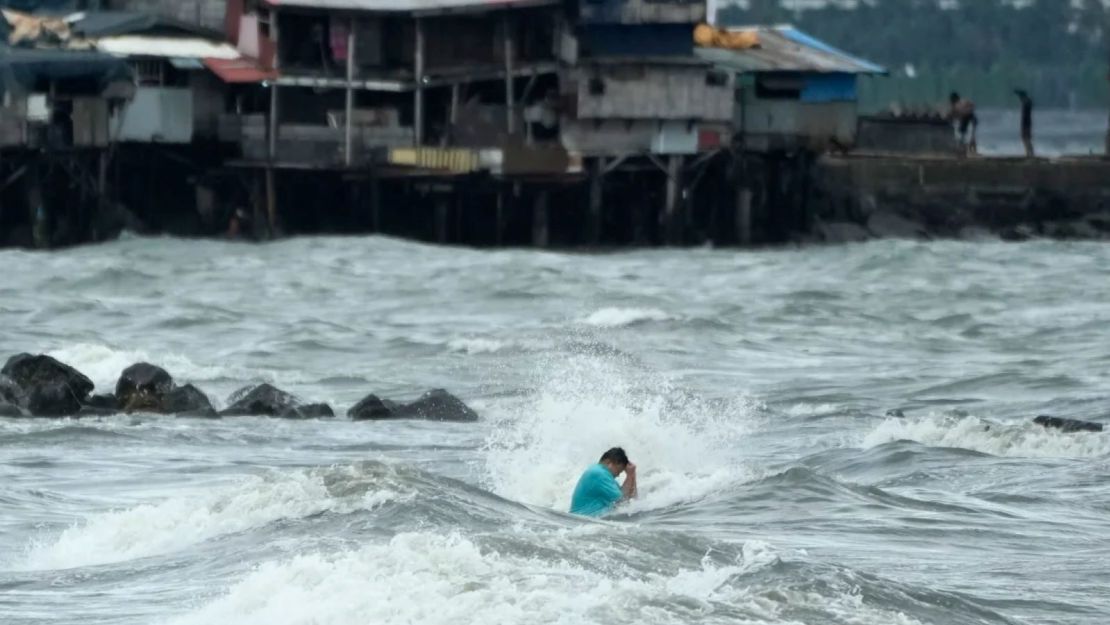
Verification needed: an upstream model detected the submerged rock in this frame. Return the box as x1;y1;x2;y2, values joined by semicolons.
221;383;302;417
116;363;174;412
164;384;216;417
392;389;478;422
867;211;930;240
85;394;120;412
282;403;335;419
1033;415;1103;433
2;353;94;413
347;394;395;420
815;220;872;244
885;409;906;418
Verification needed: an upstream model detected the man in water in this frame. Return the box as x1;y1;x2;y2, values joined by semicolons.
948;92;978;156
569;447;637;517
1014;89;1034;158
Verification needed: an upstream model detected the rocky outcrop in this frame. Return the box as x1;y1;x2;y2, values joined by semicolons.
1033;415;1103;433
2;354;93;415
218;384;319;417
290;403;335;419
0;400;25;417
116;363;174;412
27;383;83;417
392;389;479;422
347;394;395;420
164;384;216;418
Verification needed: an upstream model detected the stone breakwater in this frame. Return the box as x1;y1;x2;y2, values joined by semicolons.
0;353;479;422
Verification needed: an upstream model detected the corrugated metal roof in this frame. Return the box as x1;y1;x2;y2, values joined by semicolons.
695;25;885;75
263;0;559;14
204;57;278;84
96;36;240;60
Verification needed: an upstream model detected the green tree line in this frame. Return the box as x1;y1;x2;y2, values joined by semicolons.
718;0;1110;110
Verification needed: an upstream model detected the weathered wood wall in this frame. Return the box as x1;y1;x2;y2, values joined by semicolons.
108;0;226;33
570;65;732;121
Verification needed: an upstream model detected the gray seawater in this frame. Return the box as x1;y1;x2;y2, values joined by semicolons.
2;236;1110;625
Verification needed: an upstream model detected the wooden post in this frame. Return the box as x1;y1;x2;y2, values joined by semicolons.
532;188;549;247
265;167;277;239
268;84;279;160
370;172;381;233
664;154;682;244
495;188;505;245
435;195;449;243
736;187;752;246
588;157;605;245
502;13;514;135
28;163;46;248
442;82;460;147
344;16;357;166
414;18;425;146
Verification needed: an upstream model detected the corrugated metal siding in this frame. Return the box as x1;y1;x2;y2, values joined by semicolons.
108;0;227;33
573;65;733;121
112;86;194;142
695;26;885;75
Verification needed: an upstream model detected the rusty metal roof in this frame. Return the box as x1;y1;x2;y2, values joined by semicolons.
262;0;560;14
695;25;886;75
204;57;278;83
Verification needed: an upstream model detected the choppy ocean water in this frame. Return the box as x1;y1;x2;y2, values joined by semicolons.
2;236;1110;625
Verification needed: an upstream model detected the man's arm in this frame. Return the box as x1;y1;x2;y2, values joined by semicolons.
621;462;638;501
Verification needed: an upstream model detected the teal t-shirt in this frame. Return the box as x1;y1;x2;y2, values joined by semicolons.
569;463;623;517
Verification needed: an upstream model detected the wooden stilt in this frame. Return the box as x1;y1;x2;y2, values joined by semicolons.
435;195;449;243
343;16;357;166
736;187;753;246
502;13;515;135
588;158;605;245
414;18;425;146
265;167;277;239
664;154;682;245
370;173;381;233
532;188;549;247
495;188;506;245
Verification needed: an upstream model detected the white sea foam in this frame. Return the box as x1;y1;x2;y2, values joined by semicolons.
46;343;240;394
862;415;1110;458
580;307;676;328
20;468;406;570
483;351;755;514
166;532;783;625
446;337;511;355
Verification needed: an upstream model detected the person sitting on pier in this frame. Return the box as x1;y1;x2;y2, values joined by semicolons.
1014;89;1034;158
569;447;637;517
948;92;978;156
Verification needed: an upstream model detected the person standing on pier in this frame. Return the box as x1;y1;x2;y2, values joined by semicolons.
948;92;978;156
1014;89;1034;158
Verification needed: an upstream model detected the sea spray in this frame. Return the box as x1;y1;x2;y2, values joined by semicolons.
482;339;756;513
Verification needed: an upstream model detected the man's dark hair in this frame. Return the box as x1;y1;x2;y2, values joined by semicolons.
599;447;629;466
949;92;960;103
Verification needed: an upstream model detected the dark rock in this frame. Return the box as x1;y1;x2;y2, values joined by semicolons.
116;363;174;411
866;211;930;240
297;403;335;418
26;382;82;417
1033;415;1103;433
0;373;23;406
348;394;395;420
0;400;26;417
815;221;872;244
885;409;906;418
221;383;301;417
85;394;120;412
392;389;479;422
163;384;216;417
2;353;94;403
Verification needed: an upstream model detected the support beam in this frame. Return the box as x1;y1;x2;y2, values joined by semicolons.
265;167;277;239
502;12;514;135
414;18;425;146
434;195;449;243
268;84;279;160
588;157;605;245
442;82;460;148
664;154;682;244
344;16;357;166
495;188;506;245
736;187;753;246
532;189;549;247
